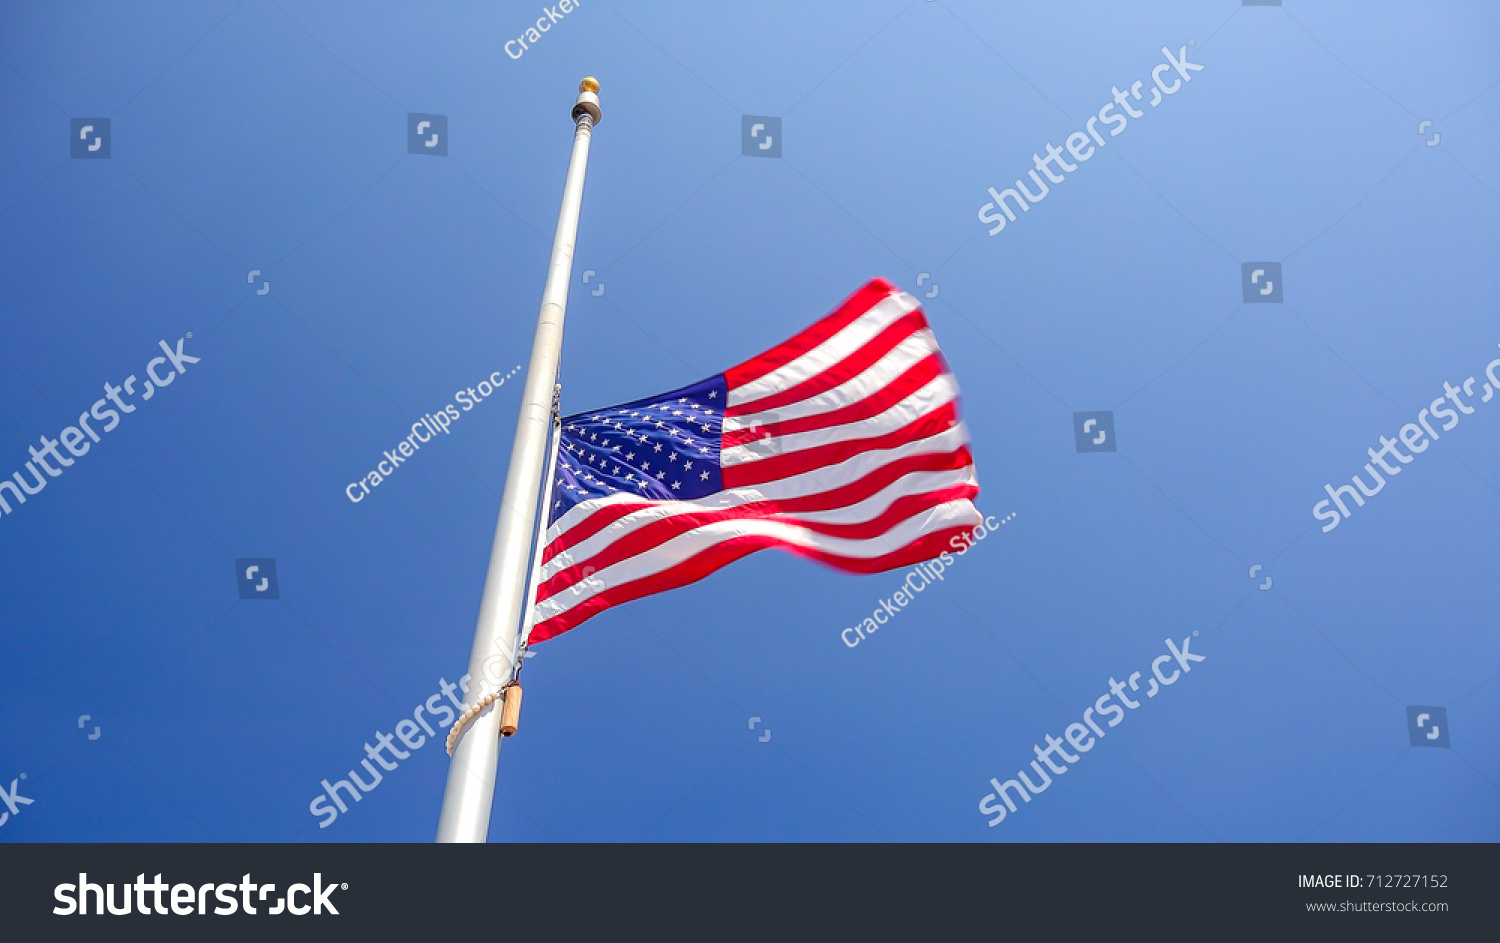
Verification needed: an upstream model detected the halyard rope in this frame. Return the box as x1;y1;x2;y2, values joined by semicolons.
445;679;517;756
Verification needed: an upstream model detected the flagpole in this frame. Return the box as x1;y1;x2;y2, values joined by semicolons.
436;78;600;844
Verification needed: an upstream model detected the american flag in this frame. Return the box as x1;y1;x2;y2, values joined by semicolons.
528;278;982;643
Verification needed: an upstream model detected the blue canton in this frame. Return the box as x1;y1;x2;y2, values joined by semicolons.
550;374;727;525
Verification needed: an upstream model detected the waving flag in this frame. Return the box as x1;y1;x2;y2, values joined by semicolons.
528;278;982;643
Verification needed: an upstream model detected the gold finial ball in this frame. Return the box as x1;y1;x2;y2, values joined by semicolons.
579;77;600;93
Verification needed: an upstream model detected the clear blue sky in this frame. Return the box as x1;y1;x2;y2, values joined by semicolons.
1;0;1496;842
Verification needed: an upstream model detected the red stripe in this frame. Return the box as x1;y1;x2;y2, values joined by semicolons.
536;482;978;604
529;524;976;643
541;444;974;566
721;402;960;489
722;278;898;390
725;310;929;418
722;353;945;448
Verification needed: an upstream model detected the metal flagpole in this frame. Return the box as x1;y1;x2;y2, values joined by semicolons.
436;78;600;843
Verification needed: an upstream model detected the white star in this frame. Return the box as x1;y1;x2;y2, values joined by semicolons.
683;461;693;470
678;398;687;403
707;390;718;399
612;465;621;474
589;433;598;442
671;481;681;490
625;472;635;481
656;470;666;480
653;443;663;452
654;421;665;429
642;461;650;471
671;409;683;416
699;471;710;480
626;452;636;461
669;453;678;462
699;446;709;453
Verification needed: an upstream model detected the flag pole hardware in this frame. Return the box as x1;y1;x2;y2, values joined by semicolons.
445;681;520;755
573;76;601;124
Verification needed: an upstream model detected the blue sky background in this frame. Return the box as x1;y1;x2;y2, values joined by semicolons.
1;0;1496;842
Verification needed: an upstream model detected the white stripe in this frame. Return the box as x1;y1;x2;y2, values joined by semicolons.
793;465;977;525
540;465;978;584
536;498;982;622
722;373;959;467
727;292;920;407
722;329;940;432
546;421;973;543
